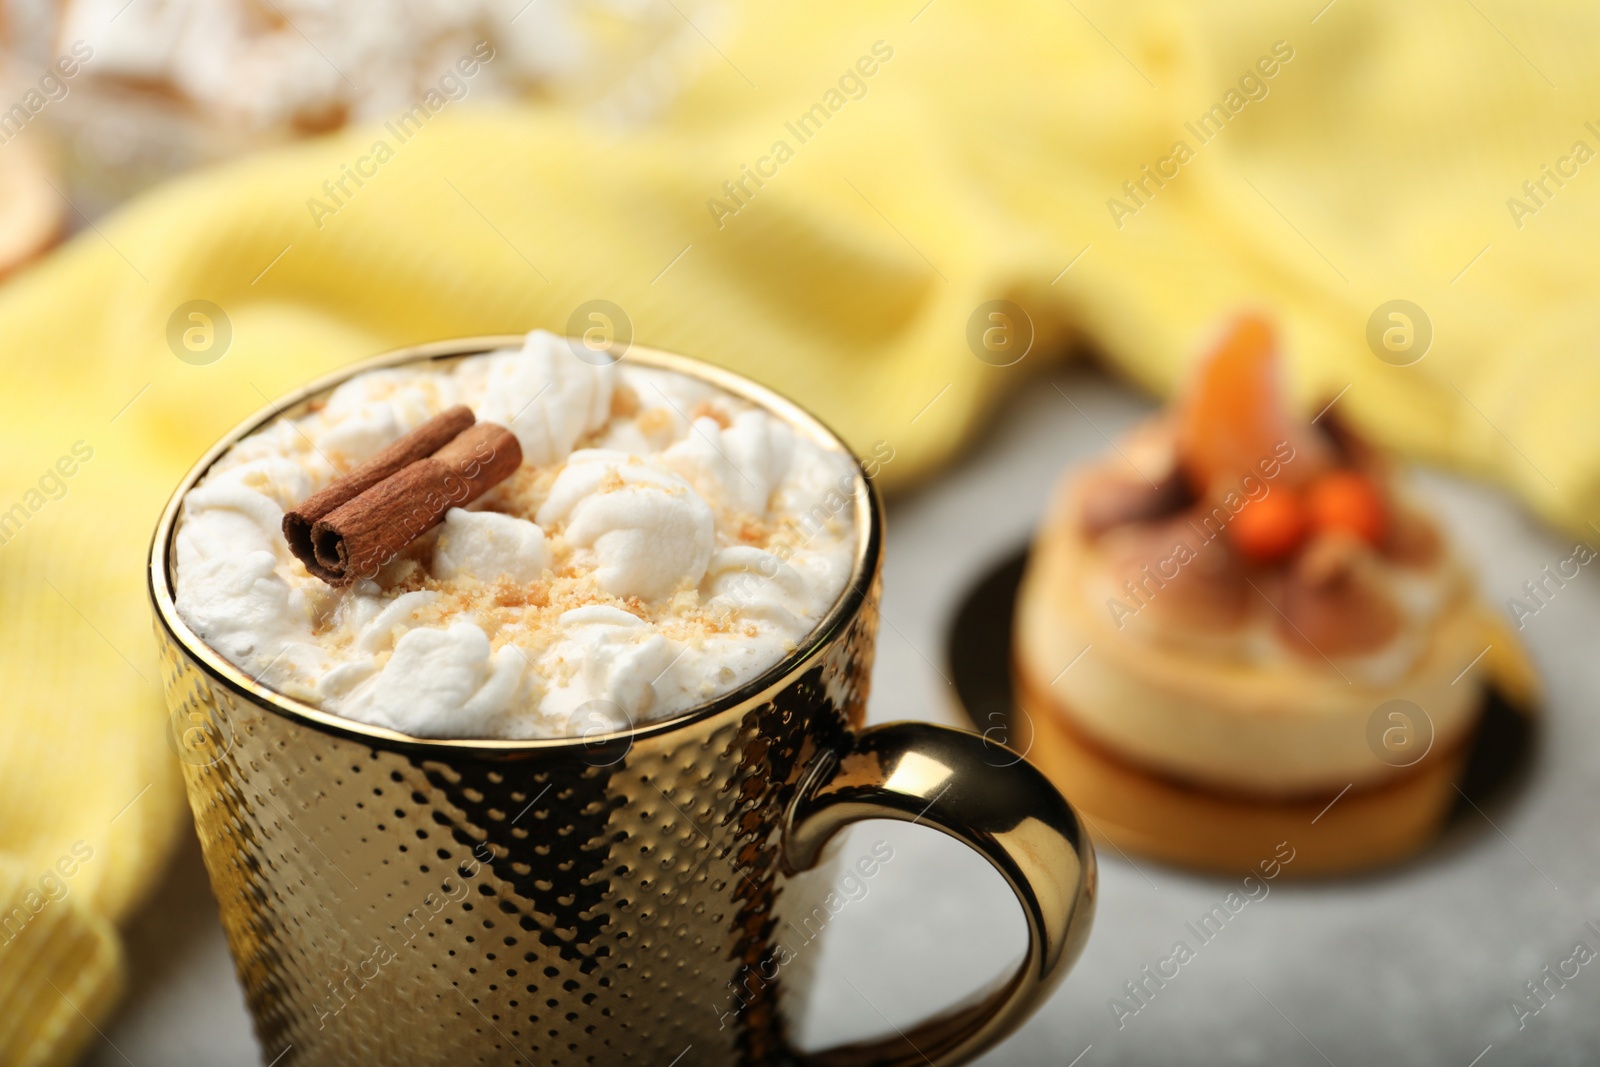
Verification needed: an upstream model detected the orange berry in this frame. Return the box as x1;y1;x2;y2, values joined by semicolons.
1228;488;1309;564
1308;471;1387;545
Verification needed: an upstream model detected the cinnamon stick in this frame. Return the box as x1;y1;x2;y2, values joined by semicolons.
283;404;475;570
306;421;522;586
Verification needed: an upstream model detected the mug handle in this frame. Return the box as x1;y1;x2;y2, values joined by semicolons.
783;721;1097;1067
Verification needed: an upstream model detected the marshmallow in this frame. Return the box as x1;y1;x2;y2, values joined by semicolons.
537;450;714;601
433;508;550;584
344;623;525;737
478;331;614;465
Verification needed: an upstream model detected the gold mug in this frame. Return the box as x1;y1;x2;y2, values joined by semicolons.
148;338;1096;1066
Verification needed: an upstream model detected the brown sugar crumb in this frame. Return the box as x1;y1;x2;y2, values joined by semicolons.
636;407;676;439
310;604;339;638
689;401;732;429
611;383;640;419
478;465;554;521
414;584;474;627
493;578;550;609
736;518;771;546
668;588;701;617
376;557;429;594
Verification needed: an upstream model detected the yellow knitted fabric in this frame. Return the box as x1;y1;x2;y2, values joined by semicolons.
3;1;1597;1062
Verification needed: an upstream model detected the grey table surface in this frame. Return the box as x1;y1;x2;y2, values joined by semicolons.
90;365;1600;1067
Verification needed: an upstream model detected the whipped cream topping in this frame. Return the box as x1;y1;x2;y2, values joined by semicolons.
172;332;861;739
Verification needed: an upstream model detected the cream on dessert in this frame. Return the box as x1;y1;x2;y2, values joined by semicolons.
172;331;861;739
1015;316;1493;796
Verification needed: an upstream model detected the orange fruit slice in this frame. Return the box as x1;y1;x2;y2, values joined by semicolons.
1177;314;1294;489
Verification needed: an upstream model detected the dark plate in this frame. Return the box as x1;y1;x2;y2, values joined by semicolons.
944;544;1536;829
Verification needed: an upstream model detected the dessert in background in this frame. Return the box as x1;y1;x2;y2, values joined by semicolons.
172;331;860;740
1013;315;1534;874
0;0;717;214
0;135;60;277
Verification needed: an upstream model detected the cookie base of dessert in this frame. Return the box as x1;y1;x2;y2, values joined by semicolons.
0;136;64;280
1012;664;1475;877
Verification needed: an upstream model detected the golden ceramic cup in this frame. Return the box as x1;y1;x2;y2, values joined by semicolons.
148;338;1096;1066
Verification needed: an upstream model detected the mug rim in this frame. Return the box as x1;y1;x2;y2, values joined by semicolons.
148;334;884;755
